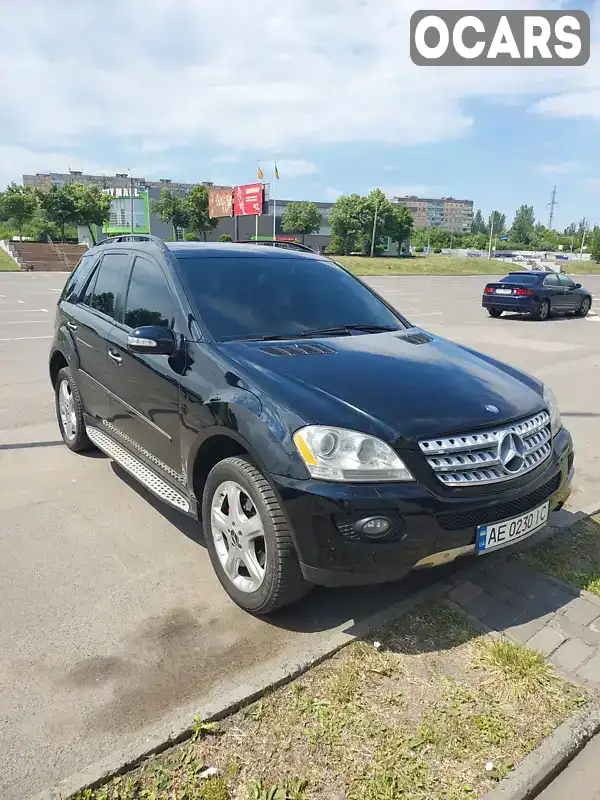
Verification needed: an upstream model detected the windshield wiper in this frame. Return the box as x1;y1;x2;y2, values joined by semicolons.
298;324;399;338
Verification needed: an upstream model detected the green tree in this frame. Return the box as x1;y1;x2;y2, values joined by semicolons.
564;222;577;237
489;210;506;234
357;189;398;256
589;225;600;263
281;201;322;244
150;189;189;240
3;184;38;241
389;205;413;253
37;184;77;241
185;184;217;241
25;209;59;242
328;194;363;255
510;205;535;245
471;209;486;234
71;184;111;244
578;217;589;239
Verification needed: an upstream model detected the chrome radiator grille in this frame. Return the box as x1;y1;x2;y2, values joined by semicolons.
419;410;552;486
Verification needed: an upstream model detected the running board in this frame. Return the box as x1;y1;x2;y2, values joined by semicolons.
86;426;190;513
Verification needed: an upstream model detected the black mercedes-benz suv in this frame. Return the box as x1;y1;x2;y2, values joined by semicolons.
49;237;574;614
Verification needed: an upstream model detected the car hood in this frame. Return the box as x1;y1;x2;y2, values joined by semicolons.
218;330;544;445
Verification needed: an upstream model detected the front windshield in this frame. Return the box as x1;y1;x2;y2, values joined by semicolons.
177;255;407;341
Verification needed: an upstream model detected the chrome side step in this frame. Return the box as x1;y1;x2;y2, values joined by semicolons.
86;426;190;513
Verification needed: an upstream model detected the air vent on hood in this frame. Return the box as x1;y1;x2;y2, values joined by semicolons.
260;342;337;356
397;332;434;345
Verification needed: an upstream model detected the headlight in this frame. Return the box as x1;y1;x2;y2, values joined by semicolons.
543;385;563;436
293;425;414;482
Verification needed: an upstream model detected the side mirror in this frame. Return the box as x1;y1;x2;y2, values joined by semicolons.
576;283;582;289
127;325;176;355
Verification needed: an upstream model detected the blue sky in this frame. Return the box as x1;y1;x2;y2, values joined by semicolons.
0;0;598;230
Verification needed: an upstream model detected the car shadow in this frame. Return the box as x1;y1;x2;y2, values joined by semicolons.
491;313;581;323
108;460;583;638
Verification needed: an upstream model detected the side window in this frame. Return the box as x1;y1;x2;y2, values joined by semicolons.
558;274;576;289
89;252;130;319
61;253;96;304
544;274;560;287
123;256;176;330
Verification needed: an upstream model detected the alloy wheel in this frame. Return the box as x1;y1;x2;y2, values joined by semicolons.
210;481;267;593
58;379;77;440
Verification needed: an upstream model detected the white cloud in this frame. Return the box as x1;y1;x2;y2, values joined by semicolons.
325;187;342;200
537;161;580;174
0;0;598;187
274;159;318;178
211;155;242;164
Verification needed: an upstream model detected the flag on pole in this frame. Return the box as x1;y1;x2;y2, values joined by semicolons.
274;162;280;180
257;164;264;180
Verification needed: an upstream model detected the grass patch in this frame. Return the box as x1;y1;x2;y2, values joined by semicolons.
335;254;512;276
0;247;19;271
70;603;581;800
519;516;600;597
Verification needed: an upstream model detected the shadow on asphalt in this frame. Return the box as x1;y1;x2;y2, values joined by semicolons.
110;461;464;633
0;439;64;451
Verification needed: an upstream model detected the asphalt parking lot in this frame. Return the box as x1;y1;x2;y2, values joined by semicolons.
1;270;599;799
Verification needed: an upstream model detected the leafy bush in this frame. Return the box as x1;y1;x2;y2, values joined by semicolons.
415;246;424;253
433;247;442;254
219;233;233;242
185;232;200;241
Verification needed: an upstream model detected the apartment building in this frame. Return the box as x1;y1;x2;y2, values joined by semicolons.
392;195;474;233
22;170;207;194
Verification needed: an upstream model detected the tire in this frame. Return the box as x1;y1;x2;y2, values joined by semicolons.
54;366;93;452
576;296;591;317
202;456;312;614
488;308;502;318
534;299;550;321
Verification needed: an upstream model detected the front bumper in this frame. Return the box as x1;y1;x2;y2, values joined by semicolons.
274;428;574;587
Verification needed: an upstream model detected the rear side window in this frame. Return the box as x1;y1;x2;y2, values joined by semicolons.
60;253;96;304
123;256;175;330
86;252;130;319
544;274;560;286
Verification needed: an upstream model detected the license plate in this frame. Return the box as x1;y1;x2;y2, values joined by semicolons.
476;501;550;554
495;288;512;295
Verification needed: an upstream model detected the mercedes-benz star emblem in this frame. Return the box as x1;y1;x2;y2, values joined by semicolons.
499;431;526;473
485;405;499;413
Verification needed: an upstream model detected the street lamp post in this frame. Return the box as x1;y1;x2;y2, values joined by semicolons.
487;214;495;260
129;169;134;235
370;197;380;258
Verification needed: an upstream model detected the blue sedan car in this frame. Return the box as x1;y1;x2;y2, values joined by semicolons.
482;271;592;321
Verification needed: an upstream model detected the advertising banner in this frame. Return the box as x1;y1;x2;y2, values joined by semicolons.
208;187;233;218
233;183;263;216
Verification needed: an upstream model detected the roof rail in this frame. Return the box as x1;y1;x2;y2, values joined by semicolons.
234;240;319;254
95;234;169;251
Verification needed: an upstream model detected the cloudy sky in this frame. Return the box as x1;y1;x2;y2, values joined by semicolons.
0;0;598;229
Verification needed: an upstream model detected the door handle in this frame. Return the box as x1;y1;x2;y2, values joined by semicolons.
66;321;78;332
108;349;123;365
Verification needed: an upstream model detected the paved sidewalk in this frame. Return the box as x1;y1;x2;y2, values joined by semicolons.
447;556;600;688
447;546;600;799
537;734;600;799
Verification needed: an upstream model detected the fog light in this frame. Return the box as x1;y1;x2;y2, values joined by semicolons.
354;516;392;539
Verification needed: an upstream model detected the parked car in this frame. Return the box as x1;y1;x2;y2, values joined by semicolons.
482;271;592;320
50;237;574;614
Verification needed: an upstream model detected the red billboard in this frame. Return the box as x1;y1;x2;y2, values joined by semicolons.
234;183;263;216
208;187;233;218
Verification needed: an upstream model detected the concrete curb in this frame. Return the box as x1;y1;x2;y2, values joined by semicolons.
32;577;448;800
480;702;600;800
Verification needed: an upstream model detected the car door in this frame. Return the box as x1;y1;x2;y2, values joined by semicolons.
542;273;564;310
104;252;183;476
557;274;580;310
66;250;131;422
